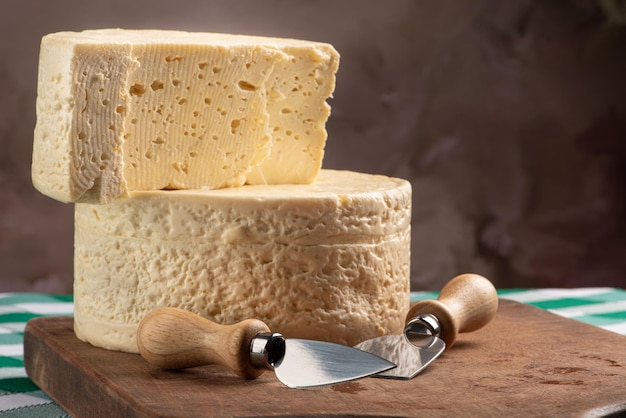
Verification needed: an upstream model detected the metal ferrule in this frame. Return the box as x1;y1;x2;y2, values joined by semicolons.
404;314;442;347
250;332;286;370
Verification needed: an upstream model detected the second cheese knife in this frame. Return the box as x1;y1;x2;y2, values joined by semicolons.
355;274;498;379
137;307;396;389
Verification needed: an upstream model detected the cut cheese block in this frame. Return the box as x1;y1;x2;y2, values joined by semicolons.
73;170;411;353
32;29;339;203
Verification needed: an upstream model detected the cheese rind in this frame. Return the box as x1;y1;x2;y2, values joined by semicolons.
32;29;339;203
73;170;411;352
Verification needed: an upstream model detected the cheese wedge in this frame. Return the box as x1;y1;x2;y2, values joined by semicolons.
73;170;411;353
32;29;339;203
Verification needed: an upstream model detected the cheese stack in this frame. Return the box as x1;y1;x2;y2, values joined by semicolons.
32;29;412;353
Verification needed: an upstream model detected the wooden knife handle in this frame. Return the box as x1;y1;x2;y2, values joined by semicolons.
136;307;270;379
406;274;498;348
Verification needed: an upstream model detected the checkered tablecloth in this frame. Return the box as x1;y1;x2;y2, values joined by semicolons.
0;294;73;417
1;288;625;416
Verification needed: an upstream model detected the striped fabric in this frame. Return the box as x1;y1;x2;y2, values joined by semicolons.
0;294;73;417
411;287;626;335
0;289;624;415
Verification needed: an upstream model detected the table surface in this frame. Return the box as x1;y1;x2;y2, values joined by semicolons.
2;288;626;417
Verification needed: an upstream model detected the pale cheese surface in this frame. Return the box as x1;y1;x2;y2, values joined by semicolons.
73;170;412;352
32;29;339;203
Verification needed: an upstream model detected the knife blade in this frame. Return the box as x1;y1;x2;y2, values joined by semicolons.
355;273;498;379
137;307;396;389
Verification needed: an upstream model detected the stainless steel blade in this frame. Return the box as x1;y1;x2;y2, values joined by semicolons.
273;338;396;388
354;333;445;379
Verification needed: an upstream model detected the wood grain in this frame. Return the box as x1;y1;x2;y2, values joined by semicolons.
406;273;498;347
24;300;626;417
137;307;271;378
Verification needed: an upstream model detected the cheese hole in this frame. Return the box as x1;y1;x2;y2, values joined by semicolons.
129;83;146;97
212;66;221;74
115;106;124;114
204;97;211;105
198;62;208;70
78;132;86;140
189;151;198;157
230;119;242;134
151;80;164;91
281;107;292;114
172;79;181;87
238;80;258;91
165;56;182;63
101;99;109;106
152;137;165;145
172;161;189;174
178;98;187;105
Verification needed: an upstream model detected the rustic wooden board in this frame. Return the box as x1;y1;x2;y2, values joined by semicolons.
24;300;626;417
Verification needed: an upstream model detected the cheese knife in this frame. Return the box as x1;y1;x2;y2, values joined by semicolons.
137;307;396;389
355;273;498;379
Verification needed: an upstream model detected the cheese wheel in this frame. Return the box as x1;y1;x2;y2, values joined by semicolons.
32;29;339;203
73;170;411;352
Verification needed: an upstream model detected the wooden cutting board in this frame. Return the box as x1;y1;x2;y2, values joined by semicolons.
24;300;626;417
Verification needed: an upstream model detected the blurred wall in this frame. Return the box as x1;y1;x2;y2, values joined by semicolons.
1;0;625;293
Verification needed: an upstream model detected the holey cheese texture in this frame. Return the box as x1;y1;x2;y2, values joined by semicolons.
73;170;411;353
32;29;339;203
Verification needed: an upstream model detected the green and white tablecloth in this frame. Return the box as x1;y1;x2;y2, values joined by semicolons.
1;288;625;416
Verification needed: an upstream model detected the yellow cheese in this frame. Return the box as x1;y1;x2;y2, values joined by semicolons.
32;29;339;203
73;170;411;353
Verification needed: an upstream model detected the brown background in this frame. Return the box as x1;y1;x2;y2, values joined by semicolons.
1;0;625;293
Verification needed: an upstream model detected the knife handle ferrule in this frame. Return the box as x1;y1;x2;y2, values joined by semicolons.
250;332;286;370
405;314;440;336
